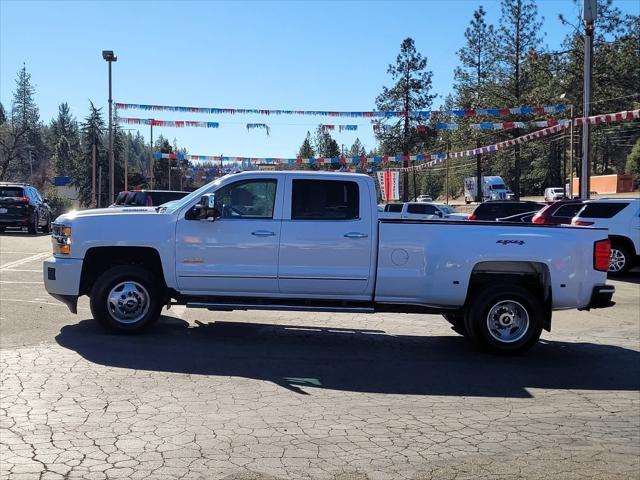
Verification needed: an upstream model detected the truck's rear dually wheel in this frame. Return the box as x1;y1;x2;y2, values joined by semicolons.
90;265;163;332
464;284;543;354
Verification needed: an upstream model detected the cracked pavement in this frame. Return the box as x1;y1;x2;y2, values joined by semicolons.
1;233;639;479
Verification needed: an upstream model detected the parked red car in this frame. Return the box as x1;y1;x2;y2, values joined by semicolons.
531;199;584;225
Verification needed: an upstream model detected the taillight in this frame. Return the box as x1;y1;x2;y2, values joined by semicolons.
468;214;477;220
594;239;611;272
17;197;30;203
574;220;594;226
532;214;545;224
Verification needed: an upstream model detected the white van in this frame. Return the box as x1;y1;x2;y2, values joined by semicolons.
544;187;566;203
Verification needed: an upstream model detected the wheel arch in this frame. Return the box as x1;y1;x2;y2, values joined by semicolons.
80;246;167;296
467;261;552;332
609;235;636;256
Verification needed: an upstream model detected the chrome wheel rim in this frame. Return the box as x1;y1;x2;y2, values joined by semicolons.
107;281;150;324
486;300;529;344
609;249;626;273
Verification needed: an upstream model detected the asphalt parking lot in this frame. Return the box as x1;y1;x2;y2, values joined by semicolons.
1;232;639;480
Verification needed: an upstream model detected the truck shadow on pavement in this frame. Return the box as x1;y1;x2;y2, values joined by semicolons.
55;316;640;398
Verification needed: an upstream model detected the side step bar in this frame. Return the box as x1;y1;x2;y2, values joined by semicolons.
185;301;375;314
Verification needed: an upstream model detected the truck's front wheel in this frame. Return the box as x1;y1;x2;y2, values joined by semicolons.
90;265;163;333
464;284;543;354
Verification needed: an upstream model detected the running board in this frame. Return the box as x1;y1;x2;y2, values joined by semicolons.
185;300;375;314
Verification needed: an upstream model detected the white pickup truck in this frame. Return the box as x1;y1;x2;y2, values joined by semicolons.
44;171;614;353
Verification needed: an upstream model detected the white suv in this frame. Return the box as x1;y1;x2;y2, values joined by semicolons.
572;198;640;275
544;187;566;203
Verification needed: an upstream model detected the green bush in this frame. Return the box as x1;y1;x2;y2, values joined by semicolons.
44;189;73;220
625;139;640;190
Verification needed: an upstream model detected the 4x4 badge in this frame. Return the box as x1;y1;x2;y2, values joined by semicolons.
496;239;525;245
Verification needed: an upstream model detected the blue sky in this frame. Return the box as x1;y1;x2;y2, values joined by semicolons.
1;0;637;158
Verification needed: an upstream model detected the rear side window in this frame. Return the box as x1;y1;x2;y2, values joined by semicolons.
0;187;24;198
553;204;583;218
577;202;628;218
385;203;403;212
473;203;504;220
407;204;437;215
292;180;359;220
513;203;542;215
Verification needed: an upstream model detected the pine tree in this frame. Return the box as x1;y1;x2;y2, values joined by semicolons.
494;0;544;198
49;102;81;176
9;65;47;184
75;102;106;207
454;6;497;108
375;38;436;200
11;64;39;131
53;136;73;175
313;126;340;158
348;138;366;157
298;131;315;158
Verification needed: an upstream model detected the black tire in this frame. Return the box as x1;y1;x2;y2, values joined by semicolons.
42;215;51;234
442;312;466;336
608;241;632;276
27;213;38;234
464;283;543;354
89;265;163;333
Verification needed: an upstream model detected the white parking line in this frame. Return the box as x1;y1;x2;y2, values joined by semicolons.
0;298;88;310
0;281;42;284
0;298;67;307
0;252;50;271
0;269;42;273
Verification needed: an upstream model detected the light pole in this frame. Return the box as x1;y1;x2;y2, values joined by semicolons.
102;50;117;203
581;0;596;199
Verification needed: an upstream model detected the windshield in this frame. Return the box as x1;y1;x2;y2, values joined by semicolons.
553;188;564;193
490;184;506;190
164;177;225;213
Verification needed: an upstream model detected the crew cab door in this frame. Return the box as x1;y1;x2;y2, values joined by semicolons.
278;176;374;298
175;177;282;294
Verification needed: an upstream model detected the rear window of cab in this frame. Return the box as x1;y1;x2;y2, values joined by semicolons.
576;202;629;219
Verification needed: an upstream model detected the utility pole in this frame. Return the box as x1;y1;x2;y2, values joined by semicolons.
581;0;596;199
475;139;482;203
168;158;172;191
98;167;102;208
91;142;97;207
124;144;128;191
569;104;574;198
149;123;154;189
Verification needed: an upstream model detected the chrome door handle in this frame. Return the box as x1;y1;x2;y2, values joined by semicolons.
252;230;275;236
344;232;368;239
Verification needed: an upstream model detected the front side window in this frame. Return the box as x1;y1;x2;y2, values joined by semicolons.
553;204;582;218
291;180;359;220
216;179;277;219
407;204;427;214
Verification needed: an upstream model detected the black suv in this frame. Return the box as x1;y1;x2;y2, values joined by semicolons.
112;190;189;207
469;200;545;221
0;183;52;233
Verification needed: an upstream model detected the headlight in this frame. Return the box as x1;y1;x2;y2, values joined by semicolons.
52;224;71;254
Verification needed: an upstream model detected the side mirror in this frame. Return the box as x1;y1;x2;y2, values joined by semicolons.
198;193;220;222
436;211;443;218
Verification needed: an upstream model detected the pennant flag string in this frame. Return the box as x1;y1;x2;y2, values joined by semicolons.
116;102;566;118
117;117;219;128
246;123;271;135
149;108;638;169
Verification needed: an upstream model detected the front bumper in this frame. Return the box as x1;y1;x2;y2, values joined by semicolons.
43;256;83;313
579;284;615;310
